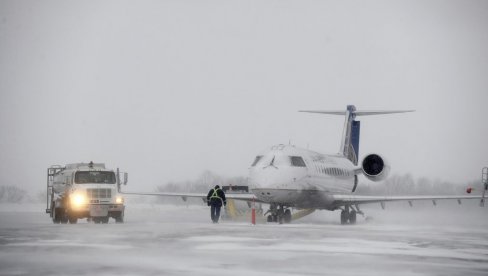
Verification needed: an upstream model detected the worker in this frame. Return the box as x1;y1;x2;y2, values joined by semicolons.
206;185;226;223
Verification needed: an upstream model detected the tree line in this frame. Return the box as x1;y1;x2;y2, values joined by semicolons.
153;171;481;204
0;186;28;203
0;171;482;204
356;173;480;196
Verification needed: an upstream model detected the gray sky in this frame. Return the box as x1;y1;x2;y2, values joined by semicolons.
1;0;487;192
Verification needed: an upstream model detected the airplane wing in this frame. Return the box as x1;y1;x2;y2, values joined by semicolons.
330;194;484;208
120;191;259;202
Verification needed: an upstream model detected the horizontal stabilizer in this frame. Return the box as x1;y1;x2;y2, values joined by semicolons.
299;110;346;115
299;110;414;116
355;110;415;116
300;106;414;164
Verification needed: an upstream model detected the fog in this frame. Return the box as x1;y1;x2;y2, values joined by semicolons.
1;0;488;194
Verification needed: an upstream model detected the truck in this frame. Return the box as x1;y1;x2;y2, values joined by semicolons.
45;162;127;224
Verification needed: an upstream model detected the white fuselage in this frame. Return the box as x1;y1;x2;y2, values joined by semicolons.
248;144;356;209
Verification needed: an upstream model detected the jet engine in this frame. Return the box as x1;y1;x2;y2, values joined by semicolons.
361;154;390;182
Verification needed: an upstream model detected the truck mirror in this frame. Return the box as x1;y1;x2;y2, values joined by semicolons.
124;173;128;185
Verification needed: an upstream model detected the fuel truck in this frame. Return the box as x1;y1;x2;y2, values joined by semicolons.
45;162;127;224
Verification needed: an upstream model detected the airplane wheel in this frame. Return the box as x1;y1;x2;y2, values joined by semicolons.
340;210;348;225
349;210;357;224
283;209;292;223
267;215;273;222
272;215;278;222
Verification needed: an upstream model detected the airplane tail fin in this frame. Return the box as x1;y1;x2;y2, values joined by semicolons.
299;105;414;165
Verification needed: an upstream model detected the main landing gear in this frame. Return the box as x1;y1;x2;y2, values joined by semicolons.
265;204;292;224
340;205;363;225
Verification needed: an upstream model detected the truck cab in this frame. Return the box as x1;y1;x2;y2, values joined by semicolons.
46;162;127;224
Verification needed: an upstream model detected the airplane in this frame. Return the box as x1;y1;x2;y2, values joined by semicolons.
121;105;486;224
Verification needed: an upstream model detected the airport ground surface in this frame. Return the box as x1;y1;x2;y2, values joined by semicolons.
0;202;487;276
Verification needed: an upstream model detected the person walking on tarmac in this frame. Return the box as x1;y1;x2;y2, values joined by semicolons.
206;185;226;223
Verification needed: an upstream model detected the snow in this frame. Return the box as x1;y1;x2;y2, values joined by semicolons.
0;203;487;276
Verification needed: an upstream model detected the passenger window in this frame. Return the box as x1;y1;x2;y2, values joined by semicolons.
290;156;307;167
251;156;263;166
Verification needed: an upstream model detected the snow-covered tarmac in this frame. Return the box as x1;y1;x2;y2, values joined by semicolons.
1;202;487;276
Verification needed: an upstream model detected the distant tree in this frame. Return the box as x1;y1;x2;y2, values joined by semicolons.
36;190;47;203
0;186;27;203
416;177;433;195
356;173;475;196
154;171;247;205
152;171;477;205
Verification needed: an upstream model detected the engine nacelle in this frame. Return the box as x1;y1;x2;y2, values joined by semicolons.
361;154;390;182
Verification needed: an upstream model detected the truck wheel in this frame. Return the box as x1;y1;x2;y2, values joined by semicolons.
115;210;124;223
59;209;68;224
52;207;61;224
68;216;78;224
115;214;124;223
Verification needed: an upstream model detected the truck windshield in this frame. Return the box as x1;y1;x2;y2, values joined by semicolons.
75;171;116;184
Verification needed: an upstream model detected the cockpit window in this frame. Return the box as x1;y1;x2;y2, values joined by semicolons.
290;156;307;167
251;156;263;166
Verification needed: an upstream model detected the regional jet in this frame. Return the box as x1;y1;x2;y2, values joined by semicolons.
122;105;486;224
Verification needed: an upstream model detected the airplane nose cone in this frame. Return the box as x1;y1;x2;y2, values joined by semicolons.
248;166;306;189
249;167;279;188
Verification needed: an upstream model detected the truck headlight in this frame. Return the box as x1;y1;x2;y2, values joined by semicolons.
71;194;86;207
115;197;124;204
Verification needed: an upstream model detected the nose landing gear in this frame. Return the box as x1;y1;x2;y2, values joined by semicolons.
265;204;292;224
